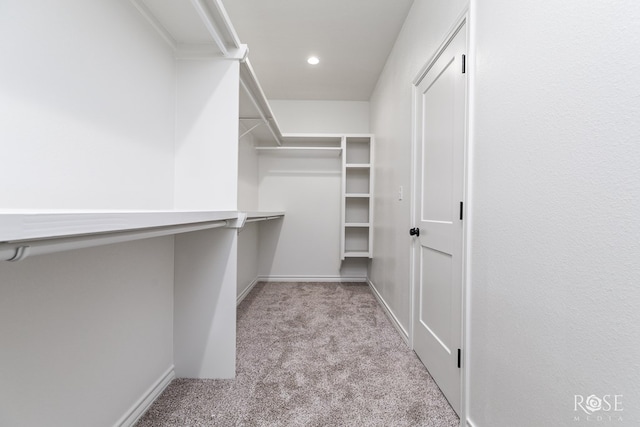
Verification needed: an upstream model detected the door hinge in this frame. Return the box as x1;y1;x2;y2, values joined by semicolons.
459;202;464;220
462;54;466;74
457;349;461;368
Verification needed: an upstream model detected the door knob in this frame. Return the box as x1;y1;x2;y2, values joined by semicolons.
409;227;420;237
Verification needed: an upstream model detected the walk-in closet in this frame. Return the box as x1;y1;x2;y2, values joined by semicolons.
2;0;638;426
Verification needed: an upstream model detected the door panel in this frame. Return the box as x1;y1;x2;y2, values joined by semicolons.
420;247;453;352
412;21;467;416
421;58;456;223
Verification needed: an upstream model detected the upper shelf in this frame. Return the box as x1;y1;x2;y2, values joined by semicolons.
132;0;285;146
239;60;283;146
131;0;246;59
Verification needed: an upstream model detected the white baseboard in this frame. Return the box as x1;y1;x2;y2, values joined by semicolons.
367;279;409;345
115;365;175;427
237;277;260;306
258;275;367;283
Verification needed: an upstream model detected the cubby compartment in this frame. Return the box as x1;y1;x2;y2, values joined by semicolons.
344;227;370;254
345;137;371;164
345;168;371;194
345;197;370;223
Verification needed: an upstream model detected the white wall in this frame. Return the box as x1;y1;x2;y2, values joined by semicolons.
238;132;260;212
258;155;344;279
1;1;177;426
269;100;370;134
468;1;640;425
238;222;260;297
258;101;370;280
0;0;175;210
174;228;237;379
174;59;239;210
369;0;468;334
0;237;174;427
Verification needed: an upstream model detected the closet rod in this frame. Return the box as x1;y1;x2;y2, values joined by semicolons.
0;220;229;262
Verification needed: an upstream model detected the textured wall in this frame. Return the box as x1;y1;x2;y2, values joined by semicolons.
468;1;640;425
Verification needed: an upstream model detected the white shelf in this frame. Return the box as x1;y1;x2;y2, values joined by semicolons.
239;60;283;145
243;211;285;224
0;210;237;243
0;210;239;262
244;211;285;220
255;147;342;157
345;163;371;168
345;193;370;198
281;133;343;147
345;223;370;227
343;251;371;258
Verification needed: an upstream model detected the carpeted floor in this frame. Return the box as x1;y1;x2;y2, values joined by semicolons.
136;282;459;426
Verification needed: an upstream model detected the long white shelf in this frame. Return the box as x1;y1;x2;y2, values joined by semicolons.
0;210;238;242
239;60;283;145
0;210;288;262
237;211;286;227
255;147;342;157
0;210;239;262
245;211;285;221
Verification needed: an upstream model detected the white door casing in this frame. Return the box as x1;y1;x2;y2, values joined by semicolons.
411;20;467;415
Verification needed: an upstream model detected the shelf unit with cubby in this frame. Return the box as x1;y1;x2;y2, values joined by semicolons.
341;135;374;260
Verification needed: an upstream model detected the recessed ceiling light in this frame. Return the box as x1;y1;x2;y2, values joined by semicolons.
307;56;320;65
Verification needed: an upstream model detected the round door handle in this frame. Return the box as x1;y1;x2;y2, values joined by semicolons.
409;227;420;237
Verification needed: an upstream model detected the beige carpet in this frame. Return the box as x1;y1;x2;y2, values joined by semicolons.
136;282;459;426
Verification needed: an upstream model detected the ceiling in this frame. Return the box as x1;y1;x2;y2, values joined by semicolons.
221;0;415;101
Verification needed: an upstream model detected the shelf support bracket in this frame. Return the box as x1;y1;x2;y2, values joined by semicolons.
225;212;248;230
239;122;263;139
7;245;30;262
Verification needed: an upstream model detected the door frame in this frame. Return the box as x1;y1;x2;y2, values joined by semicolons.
409;9;471;420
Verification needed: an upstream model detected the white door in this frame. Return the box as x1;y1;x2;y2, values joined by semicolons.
412;21;467;415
